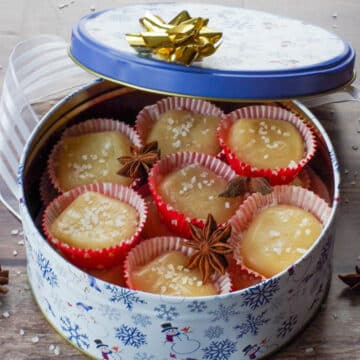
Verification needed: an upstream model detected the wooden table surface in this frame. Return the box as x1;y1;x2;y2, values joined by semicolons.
0;1;359;359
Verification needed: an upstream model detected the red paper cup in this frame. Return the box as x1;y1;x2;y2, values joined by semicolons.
124;236;232;295
148;151;241;238
48;118;142;193
229;185;332;277
217;105;316;185
135;96;224;156
40;170;59;207
227;256;265;292
42;183;147;270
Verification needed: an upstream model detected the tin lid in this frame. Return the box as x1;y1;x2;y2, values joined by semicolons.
70;3;356;100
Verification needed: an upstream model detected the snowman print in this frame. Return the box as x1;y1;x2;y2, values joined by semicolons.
94;339;122;360
161;322;200;356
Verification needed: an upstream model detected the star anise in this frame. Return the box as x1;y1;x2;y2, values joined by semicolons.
182;214;233;283
118;141;160;179
0;264;9;295
338;265;360;290
219;176;272;198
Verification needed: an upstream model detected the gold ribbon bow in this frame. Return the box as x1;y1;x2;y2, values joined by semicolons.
126;10;222;66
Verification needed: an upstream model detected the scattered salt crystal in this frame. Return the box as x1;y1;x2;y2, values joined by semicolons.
269;230;280;238
2;311;10;318
332;24;337;28
11;229;19;236
171;219;178;226
332;13;338;19
172;140;181;148
305;347;314;353
19;329;25;336
352;145;358;151
58;3;68;9
305;229;311;235
263;154;269;160
332;313;338;319
13;250;18;256
90;5;96;11
31;336;40;344
19;231;24;236
49;344;55;352
288;160;297;169
54;345;61;355
224;202;230;209
18;240;25;246
296;248;306;254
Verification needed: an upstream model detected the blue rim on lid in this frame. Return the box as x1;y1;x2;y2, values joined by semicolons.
70;4;356;100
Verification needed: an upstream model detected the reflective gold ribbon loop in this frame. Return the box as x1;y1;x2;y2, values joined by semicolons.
125;10;222;66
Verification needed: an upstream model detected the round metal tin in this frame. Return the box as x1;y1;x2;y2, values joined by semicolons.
19;80;339;359
70;3;356;100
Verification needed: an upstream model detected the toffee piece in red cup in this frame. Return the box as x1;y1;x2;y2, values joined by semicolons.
48;118;142;193
230;185;331;278
42;183;147;269
136;97;224;156
124;236;232;297
217;105;316;185
148;151;246;238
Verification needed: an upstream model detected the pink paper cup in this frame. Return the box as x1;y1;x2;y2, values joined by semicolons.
124;236;232;296
148;151;242;238
135;96;224;156
48;118;143;193
42;182;147;270
217;105;316;185
229;185;332;278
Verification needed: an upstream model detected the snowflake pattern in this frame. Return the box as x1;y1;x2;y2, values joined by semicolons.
277;314;298;338
241;278;280;310
37;252;58;287
208;303;241;322
315;237;332;272
17;164;24;186
99;304;121;321
202;339;237;360
115;324;147;348
132;313;152;328
204;326;224;340
134;352;155;360
105;285;146;310
234;311;269;338
60;317;89;350
154;304;179;321
187;300;208;313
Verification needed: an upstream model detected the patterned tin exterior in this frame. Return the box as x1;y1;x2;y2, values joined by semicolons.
18;80;339;360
